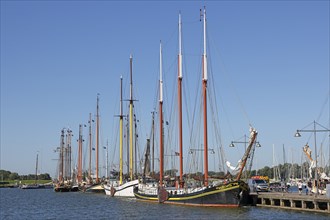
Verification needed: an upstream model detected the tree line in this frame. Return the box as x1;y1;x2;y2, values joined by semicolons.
0;170;51;181
249;162;330;181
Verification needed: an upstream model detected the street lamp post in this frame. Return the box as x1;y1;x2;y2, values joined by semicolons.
229;135;261;179
229;135;248;151
294;120;330;196
188;148;215;180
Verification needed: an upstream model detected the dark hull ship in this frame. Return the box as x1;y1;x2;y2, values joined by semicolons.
133;8;258;207
134;180;251;207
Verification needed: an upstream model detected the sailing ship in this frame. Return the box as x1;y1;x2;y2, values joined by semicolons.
133;8;258;207
83;94;106;193
21;153;50;189
54;128;79;192
104;55;139;197
302;144;328;195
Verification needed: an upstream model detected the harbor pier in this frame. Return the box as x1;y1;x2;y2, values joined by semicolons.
251;192;330;214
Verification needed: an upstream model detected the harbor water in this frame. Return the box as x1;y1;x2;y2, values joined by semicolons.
0;188;329;219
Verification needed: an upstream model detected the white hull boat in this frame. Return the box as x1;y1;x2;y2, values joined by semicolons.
104;179;139;197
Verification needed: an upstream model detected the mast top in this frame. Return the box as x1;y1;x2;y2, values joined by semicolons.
130;55;133;101
178;12;183;79
202;7;207;81
159;41;163;103
179;13;182;56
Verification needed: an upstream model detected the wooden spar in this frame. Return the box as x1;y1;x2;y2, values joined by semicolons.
159;41;164;186
303;144;313;162
59;129;65;183
77;124;83;184
68;129;72;179
152;111;155;175
105;140;108;179
119;76;124;185
88;113;92;183
96;94;100;183
134;114;138;176
64;133;67;179
129;55;134;180
35;153;38;184
177;13;183;187
202;7;209;187
64;132;68;179
236;128;258;181
126;114;129;176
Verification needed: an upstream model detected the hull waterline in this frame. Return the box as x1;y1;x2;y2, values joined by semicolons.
105;179;139;197
134;181;251;207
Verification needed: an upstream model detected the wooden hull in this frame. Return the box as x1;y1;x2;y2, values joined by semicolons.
134;181;251;207
83;183;104;193
54;185;79;192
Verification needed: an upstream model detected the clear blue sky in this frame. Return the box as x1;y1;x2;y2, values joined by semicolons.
1;1;329;178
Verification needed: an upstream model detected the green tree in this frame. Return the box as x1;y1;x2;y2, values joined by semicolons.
39;173;51;180
9;172;19;180
0;170;11;180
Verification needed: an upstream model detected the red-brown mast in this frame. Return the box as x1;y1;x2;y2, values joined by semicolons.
159;41;164;186
177;13;183;187
202;7;208;187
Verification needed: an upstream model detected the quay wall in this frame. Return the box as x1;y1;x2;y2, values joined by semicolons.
252;192;330;214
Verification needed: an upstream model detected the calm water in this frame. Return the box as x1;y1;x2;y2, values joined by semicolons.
0;188;329;219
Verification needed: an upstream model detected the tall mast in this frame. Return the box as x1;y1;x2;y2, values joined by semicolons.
35;153;38;184
88;113;93;183
59;129;65;183
105;140;109;179
129;55;134;180
202;7;209;186
236;128;258;181
134;114;138;176
64;132;68;179
152;110;155;175
68;129;72;180
126;116;129;176
96;94;100;183
159;41;164;186
119;76;124;184
273;144;275;181
177;12;184;187
77;124;83;184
